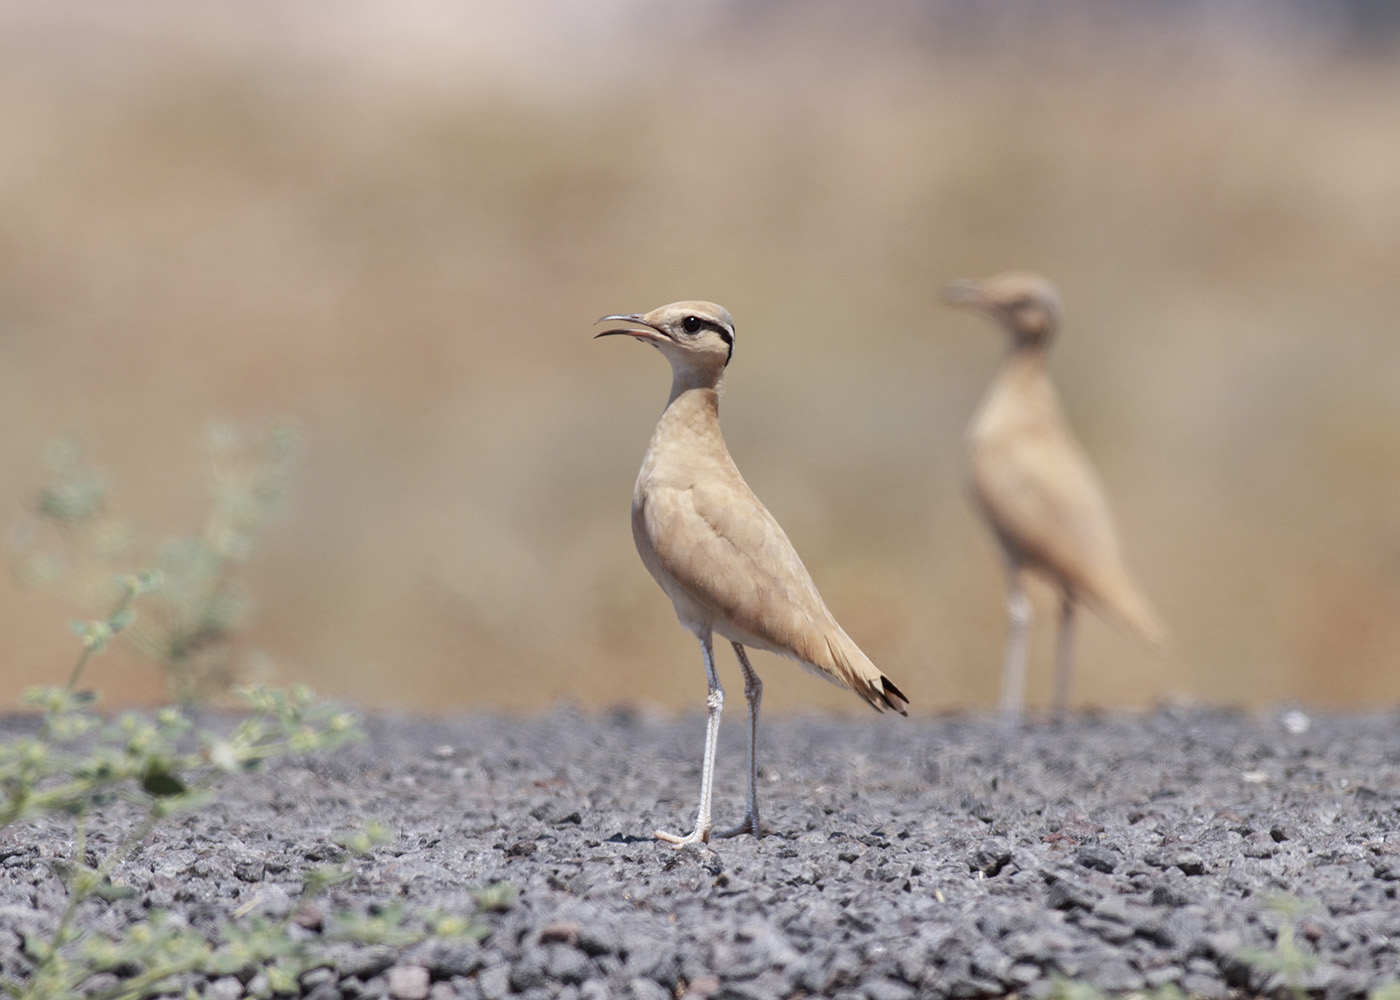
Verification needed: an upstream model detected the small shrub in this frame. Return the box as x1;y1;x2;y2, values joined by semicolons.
1;423;504;1000
10;423;302;706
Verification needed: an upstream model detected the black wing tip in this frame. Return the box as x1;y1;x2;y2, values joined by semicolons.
880;677;909;716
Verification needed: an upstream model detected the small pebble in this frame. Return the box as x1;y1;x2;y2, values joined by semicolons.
387;966;431;1000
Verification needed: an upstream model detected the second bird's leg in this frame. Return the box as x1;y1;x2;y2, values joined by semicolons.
1000;571;1032;719
1051;595;1076;720
716;643;762;839
656;628;723;847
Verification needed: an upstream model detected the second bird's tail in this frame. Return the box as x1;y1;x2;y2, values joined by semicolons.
1096;572;1167;647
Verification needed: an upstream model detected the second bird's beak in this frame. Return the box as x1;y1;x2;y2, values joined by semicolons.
594;314;669;344
942;279;988;310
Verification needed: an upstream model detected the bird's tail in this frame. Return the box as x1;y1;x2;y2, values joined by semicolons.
1096;573;1167;647
822;629;909;715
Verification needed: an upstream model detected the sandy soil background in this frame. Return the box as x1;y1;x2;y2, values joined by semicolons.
2;2;1400;717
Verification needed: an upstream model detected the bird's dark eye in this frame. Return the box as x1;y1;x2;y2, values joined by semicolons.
682;315;703;334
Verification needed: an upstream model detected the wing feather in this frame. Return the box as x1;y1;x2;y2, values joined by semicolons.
640;479;836;665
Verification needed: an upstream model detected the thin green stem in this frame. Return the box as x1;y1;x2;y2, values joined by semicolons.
66;584;139;694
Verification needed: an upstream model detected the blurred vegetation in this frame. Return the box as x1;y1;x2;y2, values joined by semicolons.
1;5;1399;714
1236;894;1320;1000
1;680;365;1000
1;675;483;1000
10;425;301;707
0;438;494;999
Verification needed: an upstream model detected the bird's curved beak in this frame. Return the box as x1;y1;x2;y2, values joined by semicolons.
594;313;669;344
942;279;988;310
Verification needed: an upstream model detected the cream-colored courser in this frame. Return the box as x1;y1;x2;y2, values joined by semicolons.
946;273;1165;718
597;301;908;846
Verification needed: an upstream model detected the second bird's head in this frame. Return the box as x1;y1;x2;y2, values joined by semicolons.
944;272;1064;347
595;301;735;376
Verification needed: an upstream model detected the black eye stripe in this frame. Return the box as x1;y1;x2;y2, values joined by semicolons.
674;314;735;365
679;316;734;345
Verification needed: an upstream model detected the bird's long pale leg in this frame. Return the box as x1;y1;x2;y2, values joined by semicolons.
1051;594;1076;720
716;643;762;840
1000;571;1032;719
656;628;723;847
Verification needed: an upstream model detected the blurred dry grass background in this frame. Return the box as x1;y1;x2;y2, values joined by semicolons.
3;1;1400;715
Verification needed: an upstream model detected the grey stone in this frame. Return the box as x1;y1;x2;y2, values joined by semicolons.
1305;962;1371;1000
630;945;681;988
861;977;916;1000
786;954;827;994
1092;958;1144;992
1243;832;1278;858
1143;964;1183;989
1181;971;1230;1000
1076;845;1120;873
476;965;510;1000
545;944;593;984
625;978;671;1000
205;976;244;1000
1007;962;1041;987
1044;874;1097;911
387;966;431;1000
711;981;772;1000
234;858;266;882
577;925;621;957
449;977;484;1000
336;977;367;999
340;946;400;981
419;940;484;978
969;943;1013;984
970;841;1012;877
358;976;391;1000
302;967;338;990
949;976;1005;998
508;954;548;993
1145;849;1207;876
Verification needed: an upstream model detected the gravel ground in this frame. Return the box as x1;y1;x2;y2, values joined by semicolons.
4;705;1400;999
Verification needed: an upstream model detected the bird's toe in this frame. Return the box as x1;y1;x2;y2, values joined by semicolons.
714;816;762;840
654;827;710;848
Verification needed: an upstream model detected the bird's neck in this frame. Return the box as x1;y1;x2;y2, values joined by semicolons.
663;383;722;423
985;344;1054;409
1002;342;1049;375
668;367;725;405
644;384;729;480
981;342;1064;428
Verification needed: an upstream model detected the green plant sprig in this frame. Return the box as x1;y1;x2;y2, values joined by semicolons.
2;423;504;1000
12;825;502;1000
2;684;357;831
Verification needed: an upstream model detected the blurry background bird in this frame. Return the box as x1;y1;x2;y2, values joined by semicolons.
3;2;1400;715
946;272;1165;718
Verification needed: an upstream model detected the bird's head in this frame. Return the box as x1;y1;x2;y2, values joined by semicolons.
944;272;1064;347
595;301;735;387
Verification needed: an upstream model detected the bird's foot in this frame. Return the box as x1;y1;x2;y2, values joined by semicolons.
654;826;711;848
714;814;762;840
